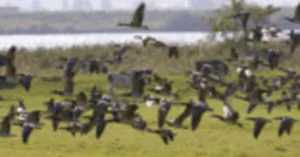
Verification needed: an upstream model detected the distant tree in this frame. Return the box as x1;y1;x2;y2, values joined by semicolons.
204;0;281;38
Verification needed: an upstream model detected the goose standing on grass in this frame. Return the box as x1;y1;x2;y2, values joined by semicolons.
284;3;300;24
117;2;149;29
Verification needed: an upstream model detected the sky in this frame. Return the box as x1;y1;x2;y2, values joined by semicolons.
0;0;299;11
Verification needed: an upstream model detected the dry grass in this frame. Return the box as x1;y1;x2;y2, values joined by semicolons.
0;39;297;76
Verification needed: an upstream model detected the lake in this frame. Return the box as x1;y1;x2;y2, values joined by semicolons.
0;31;293;50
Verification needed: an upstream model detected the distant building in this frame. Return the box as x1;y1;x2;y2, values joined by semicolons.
0;6;19;14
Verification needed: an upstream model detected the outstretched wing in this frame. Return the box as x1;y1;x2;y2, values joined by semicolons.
22;124;34;144
26;111;40;124
1;116;11;135
253;121;265;139
131;2;145;26
294;3;300;21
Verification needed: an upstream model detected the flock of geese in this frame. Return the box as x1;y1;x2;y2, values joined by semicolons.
0;2;299;147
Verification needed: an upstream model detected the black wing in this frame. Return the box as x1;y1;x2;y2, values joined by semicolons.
293;3;300;21
158;108;168;128
253;121;266;139
96;119;107;139
131;2;145;26
173;102;193;125
22;124;34;144
51;117;60;132
1;116;11;135
191;106;210;131
160;135;168;145
278;120;288;137
26;111;40;124
247;103;257;114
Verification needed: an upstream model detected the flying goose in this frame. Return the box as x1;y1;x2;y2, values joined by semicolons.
273;116;298;137
211;103;243;128
134;35;167;47
246;117;271;139
280;91;293;112
284;3;300;24
117;2;149;29
18;74;35;92
153;129;176;145
0;115;15;137
157;98;172;128
167;100;193;129
191;100;213;131
21;110;43;144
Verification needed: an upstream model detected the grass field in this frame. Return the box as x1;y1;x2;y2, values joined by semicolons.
0;42;299;157
0;72;300;157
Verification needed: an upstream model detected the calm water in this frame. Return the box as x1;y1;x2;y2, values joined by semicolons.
0;31;292;50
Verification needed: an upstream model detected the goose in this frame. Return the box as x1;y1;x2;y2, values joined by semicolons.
21;110;43;144
0;115;15;137
63;57;79;79
143;95;160;108
273;116;298;137
117;2;149;29
51;71;75;96
230;47;239;62
267;49;280;69
157;98;172;128
284;3;300;24
113;45;131;64
5;45;17;78
18;74;35;92
246;117;271;139
167;100;193;129
289;29;300;53
280;91;293;112
211;103;243;128
152;129;176;145
191;100;213;131
134;35;167;47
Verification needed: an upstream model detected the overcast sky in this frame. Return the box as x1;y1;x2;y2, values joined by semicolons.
0;0;299;11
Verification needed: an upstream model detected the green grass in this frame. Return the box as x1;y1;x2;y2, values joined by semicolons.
0;42;299;156
0;72;300;157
